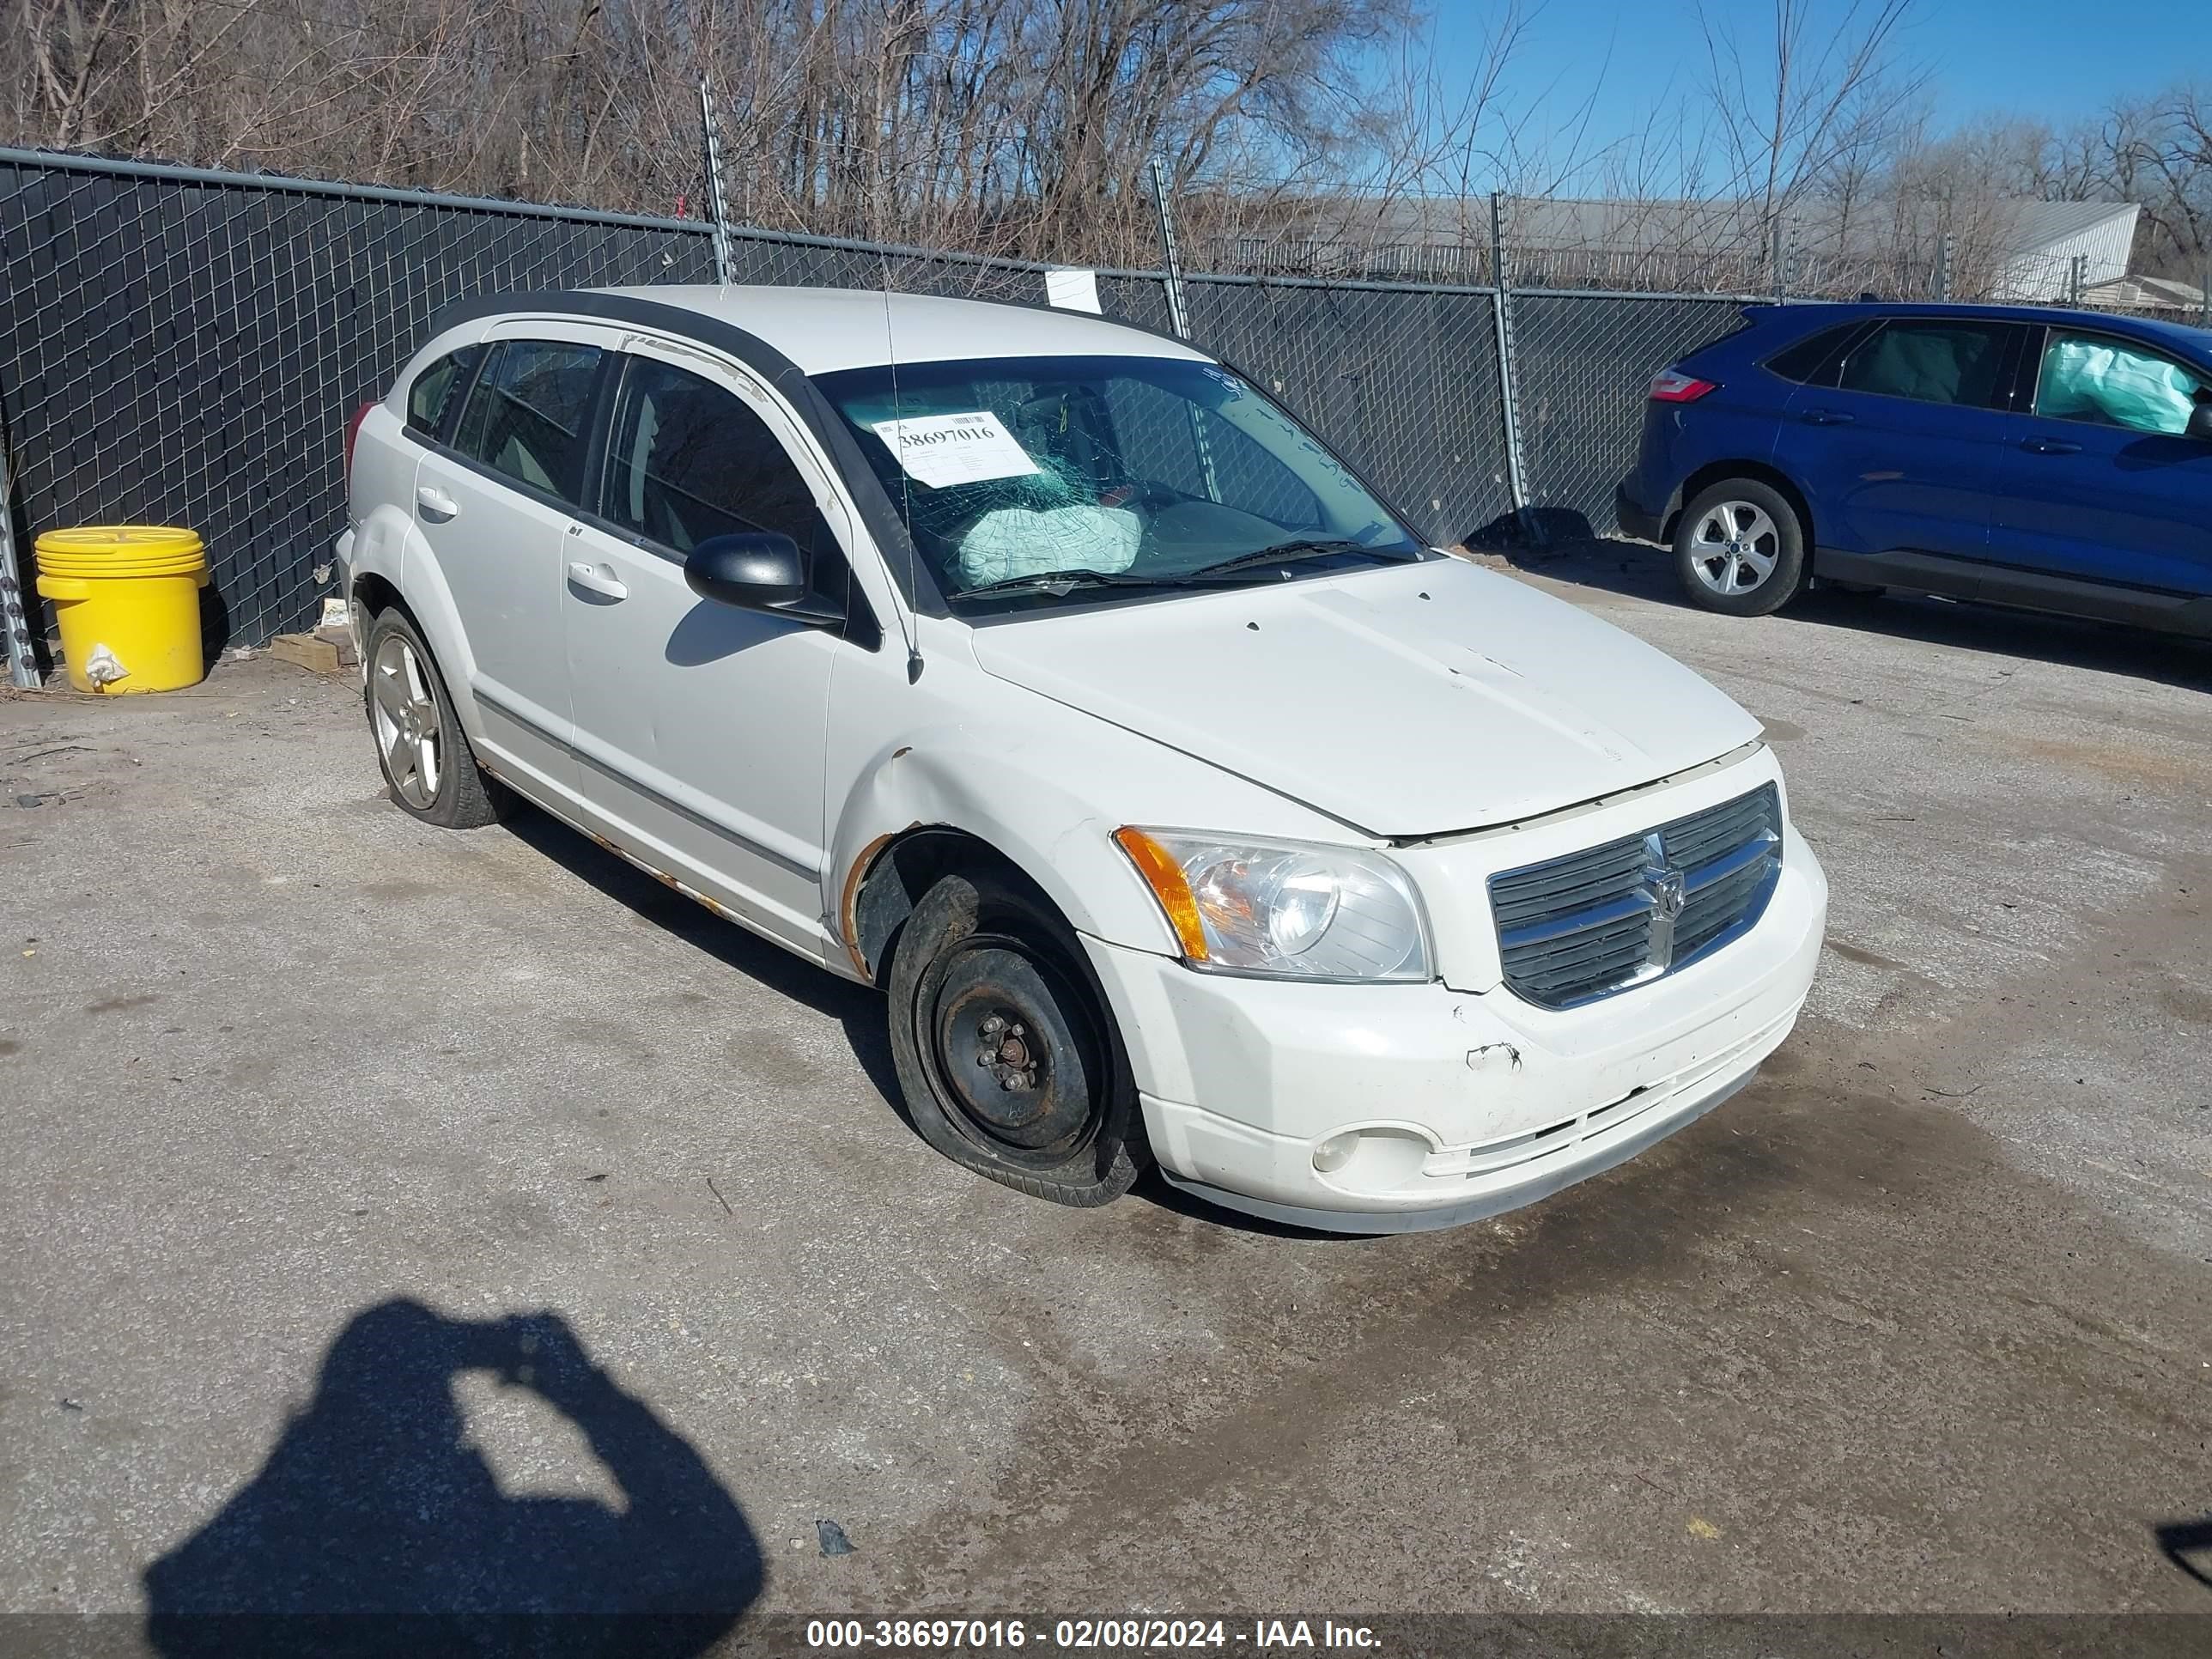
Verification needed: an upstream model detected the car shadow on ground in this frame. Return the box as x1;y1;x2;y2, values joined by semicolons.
143;1299;762;1657
1496;536;2212;696
501;801;1351;1237
500;800;904;1110
1129;1166;1376;1241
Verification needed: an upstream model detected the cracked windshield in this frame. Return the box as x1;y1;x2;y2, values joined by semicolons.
815;354;1423;605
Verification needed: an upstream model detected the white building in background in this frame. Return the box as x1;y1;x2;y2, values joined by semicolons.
1964;200;2139;300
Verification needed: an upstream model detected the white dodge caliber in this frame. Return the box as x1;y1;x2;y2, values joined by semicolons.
336;285;1826;1232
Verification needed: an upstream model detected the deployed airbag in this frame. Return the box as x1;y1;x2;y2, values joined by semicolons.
2039;338;2197;434
957;504;1142;586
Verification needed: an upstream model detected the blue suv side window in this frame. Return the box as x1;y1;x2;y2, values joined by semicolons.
1835;321;2012;410
2033;329;2206;436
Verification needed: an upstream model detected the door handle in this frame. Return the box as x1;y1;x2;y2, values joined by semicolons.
566;560;629;600
1800;409;1855;426
2021;437;2082;455
416;485;459;520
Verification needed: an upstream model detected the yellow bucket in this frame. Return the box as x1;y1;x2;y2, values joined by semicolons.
34;526;210;694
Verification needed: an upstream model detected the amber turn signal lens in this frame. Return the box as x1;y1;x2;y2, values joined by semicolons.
1113;826;1210;963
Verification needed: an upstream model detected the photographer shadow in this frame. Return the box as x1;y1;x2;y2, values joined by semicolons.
143;1298;762;1657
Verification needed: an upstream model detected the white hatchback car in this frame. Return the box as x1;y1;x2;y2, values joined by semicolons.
336;285;1826;1231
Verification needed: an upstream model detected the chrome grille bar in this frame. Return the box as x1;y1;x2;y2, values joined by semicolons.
1487;783;1783;1010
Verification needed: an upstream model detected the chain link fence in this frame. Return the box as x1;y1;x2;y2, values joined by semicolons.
0;149;1200;657
26;149;2170;667
0;151;719;652
1181;276;1516;539
1508;291;1753;536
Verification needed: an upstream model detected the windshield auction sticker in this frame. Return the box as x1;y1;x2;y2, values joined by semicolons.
873;410;1042;489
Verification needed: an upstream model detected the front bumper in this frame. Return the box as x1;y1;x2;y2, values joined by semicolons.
1614;473;1668;544
1083;842;1826;1233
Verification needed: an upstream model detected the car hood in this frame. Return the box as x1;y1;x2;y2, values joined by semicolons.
967;558;1762;838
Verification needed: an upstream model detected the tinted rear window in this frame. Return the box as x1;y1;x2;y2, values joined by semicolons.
1764;322;1866;385
453;340;603;504
1836;320;2014;410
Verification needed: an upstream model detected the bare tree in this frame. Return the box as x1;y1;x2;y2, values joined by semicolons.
2047;88;2212;277
1693;0;1923;220
3;0;1428;266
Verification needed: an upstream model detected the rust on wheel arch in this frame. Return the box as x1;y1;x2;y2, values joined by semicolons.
840;829;905;982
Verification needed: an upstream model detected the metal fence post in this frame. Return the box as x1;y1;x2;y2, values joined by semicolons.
1488;191;1534;537
1146;159;1220;498
1934;235;1951;302
1770;213;1786;303
0;430;37;688
2201;262;2209;325
2069;254;2085;307
1148;158;1193;340
697;78;736;285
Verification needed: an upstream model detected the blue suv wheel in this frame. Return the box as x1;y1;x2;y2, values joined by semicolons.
1674;479;1807;617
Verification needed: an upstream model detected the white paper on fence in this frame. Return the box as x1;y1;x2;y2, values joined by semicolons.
957;504;1143;587
873;411;1042;489
1044;268;1103;314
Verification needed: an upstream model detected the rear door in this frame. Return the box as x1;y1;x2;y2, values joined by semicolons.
1774;316;2025;565
413;323;618;804
1992;324;2212;597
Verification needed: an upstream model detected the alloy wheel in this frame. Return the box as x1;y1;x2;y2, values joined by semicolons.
1686;500;1780;596
370;633;444;810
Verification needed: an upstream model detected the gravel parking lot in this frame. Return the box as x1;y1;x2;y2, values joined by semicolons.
2;546;2209;1641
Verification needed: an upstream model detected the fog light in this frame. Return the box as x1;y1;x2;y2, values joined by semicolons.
1312;1133;1358;1174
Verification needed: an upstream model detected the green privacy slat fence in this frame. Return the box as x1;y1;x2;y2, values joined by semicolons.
0;149;1757;655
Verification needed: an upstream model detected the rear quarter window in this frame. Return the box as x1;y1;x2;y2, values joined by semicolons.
1762;321;1870;386
406;346;481;437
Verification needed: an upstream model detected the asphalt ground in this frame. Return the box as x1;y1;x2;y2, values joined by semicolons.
2;544;2208;1651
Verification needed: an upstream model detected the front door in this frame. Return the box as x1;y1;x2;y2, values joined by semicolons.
1993;324;2212;597
1775;315;2025;564
561;343;854;961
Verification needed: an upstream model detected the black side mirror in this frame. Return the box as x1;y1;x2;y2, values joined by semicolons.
2188;396;2212;442
683;533;840;625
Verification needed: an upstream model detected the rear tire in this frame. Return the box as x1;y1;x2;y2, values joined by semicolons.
887;872;1146;1207
1674;479;1806;617
365;610;499;829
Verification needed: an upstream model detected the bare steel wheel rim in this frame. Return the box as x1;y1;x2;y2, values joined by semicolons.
1688;500;1781;596
371;635;444;810
921;934;1103;1169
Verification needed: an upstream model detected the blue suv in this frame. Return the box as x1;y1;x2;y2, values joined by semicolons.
1616;301;2212;636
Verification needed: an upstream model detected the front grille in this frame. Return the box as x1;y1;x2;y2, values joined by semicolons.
1488;783;1782;1010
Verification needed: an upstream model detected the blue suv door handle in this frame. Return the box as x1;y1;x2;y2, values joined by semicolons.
2021;437;2083;455
1800;409;1855;425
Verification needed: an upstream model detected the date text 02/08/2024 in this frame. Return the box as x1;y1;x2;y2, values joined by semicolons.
805;1619;1382;1650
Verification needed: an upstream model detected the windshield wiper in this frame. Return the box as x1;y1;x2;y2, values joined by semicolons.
956;567;1195;602
956;540;1422;604
1184;538;1422;580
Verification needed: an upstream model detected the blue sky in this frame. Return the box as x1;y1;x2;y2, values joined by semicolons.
1425;0;2209;187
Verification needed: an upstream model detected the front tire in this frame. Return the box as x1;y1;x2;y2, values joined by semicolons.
1674;479;1807;617
365;610;499;828
887;872;1146;1207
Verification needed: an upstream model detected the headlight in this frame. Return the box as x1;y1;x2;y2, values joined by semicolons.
1113;828;1431;982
